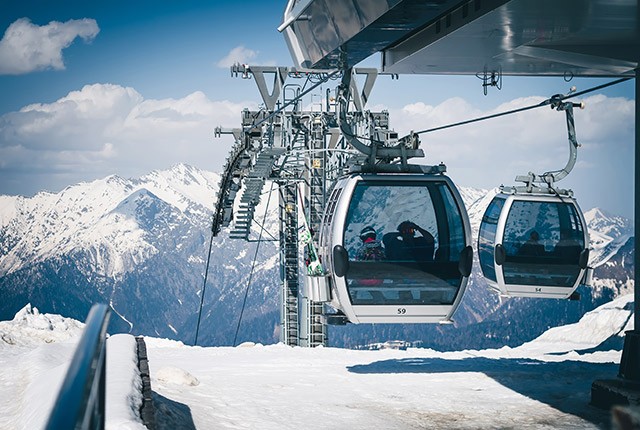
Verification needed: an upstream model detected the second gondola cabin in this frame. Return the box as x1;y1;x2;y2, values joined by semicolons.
478;190;590;299
318;172;473;324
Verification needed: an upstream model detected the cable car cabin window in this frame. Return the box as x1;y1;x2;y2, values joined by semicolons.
320;187;343;249
478;195;506;283
324;187;343;225
502;200;585;287
342;180;467;306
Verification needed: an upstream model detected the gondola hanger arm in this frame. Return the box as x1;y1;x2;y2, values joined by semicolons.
515;88;585;191
337;67;425;166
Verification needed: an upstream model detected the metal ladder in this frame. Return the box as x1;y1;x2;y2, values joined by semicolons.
304;113;328;347
279;182;299;346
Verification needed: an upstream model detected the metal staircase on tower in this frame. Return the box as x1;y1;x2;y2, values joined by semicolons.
212;65;382;347
229;148;285;239
303;113;329;347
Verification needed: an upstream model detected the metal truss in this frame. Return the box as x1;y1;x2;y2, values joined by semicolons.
213;65;397;346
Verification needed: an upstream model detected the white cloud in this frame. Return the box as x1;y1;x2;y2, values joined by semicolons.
386;94;633;175
2;84;142;150
217;46;258;68
0;83;633;217
0;18;99;75
385;93;635;217
0;84;257;195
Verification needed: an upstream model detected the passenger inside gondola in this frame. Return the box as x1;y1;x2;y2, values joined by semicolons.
383;220;435;262
355;226;386;261
354;226;385;287
518;230;545;257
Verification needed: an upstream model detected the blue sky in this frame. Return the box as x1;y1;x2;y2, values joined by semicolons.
0;1;289;111
0;1;635;219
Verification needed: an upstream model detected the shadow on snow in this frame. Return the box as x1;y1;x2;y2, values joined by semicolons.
348;355;618;427
152;391;197;430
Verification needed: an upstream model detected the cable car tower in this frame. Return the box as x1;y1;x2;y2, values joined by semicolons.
212;63;471;346
213;65;395;346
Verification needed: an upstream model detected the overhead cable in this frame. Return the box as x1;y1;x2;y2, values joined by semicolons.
411;77;631;137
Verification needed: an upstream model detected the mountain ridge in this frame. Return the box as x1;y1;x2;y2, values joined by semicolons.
0;164;634;348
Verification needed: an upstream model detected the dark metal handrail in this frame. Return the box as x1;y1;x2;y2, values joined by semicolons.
46;304;111;430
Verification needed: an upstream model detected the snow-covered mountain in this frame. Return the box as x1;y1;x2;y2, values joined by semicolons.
0;164;634;349
0;164;218;278
584;207;634;268
0;164;280;345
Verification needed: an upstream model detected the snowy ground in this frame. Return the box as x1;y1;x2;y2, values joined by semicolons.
147;342;619;430
0;295;634;429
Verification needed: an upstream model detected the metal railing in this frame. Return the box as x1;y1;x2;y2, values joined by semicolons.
46;304;111;430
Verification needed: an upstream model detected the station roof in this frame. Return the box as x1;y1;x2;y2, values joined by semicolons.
281;0;639;77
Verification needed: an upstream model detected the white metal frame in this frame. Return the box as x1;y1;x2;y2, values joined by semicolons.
489;192;590;299
321;173;472;324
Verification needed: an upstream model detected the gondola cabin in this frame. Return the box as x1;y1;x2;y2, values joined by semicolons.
478;191;590;299
318;173;473;324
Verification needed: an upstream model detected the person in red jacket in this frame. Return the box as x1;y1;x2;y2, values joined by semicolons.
355;226;386;261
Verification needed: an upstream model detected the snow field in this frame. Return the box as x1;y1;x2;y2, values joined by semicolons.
0;295;634;429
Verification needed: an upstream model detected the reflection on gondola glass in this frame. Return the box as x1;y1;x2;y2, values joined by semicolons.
342;181;467;306
502;200;585;287
478;195;506;283
477;192;590;298
343;183;437;258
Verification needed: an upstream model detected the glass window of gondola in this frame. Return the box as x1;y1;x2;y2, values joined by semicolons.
502;200;586;287
478;194;506;283
342;179;467;307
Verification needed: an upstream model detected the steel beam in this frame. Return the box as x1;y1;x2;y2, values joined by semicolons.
591;67;640;409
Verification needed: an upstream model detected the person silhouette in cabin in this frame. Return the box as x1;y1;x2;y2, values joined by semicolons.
518;230;545;258
354;226;385;288
383;221;435;262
